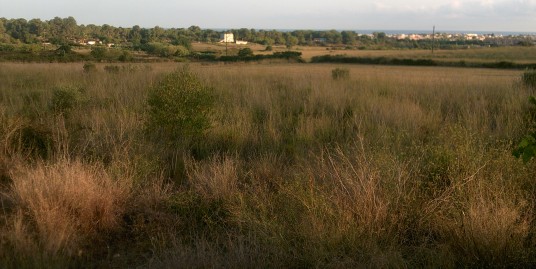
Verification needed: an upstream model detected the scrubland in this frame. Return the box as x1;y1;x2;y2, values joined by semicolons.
1;62;535;268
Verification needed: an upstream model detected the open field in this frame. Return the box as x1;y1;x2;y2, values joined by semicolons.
192;42;536;63
1;62;536;268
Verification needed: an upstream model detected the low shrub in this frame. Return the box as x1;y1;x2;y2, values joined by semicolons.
146;67;214;145
49;86;86;115
331;67;350;80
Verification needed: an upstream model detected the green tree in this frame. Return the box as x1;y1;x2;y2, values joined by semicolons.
342;31;356;45
0;19;5;41
90;46;107;60
373;32;386;40
285;35;299;49
128;25;142;45
56;44;72;56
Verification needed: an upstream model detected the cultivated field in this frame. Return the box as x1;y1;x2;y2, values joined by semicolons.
1;62;535;268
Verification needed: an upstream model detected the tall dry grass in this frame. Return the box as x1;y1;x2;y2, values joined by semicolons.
1;62;535;268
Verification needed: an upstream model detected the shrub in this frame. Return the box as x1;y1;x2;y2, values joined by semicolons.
83;62;97;73
238;48;254;58
265;45;273;51
118;50;133;62
146;67;214;145
522;70;536;88
49;86;86;115
331;67;350;80
90;46;107;60
513;96;536;163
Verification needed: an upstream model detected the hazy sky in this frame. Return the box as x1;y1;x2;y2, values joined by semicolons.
1;0;535;32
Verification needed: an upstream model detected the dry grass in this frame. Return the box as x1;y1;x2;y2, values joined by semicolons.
1;61;535;268
4;159;130;260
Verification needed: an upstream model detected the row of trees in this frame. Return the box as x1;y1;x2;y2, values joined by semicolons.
3;16;528;50
0;17;383;47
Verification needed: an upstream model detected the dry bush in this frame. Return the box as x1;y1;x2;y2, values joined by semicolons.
6;159;132;258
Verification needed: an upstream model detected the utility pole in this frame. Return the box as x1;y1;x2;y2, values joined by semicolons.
432;25;436;55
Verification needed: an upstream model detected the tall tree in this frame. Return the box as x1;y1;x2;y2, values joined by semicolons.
129;25;142;45
342;31;356;45
0;18;6;40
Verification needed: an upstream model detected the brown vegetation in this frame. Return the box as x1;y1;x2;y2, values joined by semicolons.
0;62;535;268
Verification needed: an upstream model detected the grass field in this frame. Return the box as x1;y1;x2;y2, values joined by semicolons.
192;42;536;63
1;62;535;268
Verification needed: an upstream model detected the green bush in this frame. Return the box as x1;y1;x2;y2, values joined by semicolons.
513;96;536;163
146;67;214;145
238;48;254;58
83;62;97;73
522;70;536;88
331;67;350;80
50;86;86;115
90;46;107;60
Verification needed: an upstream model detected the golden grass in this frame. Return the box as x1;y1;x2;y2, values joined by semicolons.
1;61;535;267
9;159;130;251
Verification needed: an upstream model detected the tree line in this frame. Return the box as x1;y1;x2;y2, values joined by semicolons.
0;16;390;48
1;16;526;53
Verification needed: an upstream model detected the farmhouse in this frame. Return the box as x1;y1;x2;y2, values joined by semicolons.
220;33;234;43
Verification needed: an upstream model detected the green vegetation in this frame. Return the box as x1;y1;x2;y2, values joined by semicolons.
0;62;535;268
514;94;536;163
2;16;535;65
146;67;214;145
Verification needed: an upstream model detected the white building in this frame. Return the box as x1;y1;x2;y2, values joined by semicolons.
220;33;234;43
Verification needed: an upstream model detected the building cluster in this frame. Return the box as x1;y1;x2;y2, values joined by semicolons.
384;33;535;42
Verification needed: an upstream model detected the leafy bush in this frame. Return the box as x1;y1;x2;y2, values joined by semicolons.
146;67;214;144
90;46;107;60
513;96;536;163
83;62;97;73
50;86;86;115
118;50;133;62
331;67;350;80
522;70;536;88
238;48;253;58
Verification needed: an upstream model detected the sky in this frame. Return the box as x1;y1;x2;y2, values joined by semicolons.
1;0;536;32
